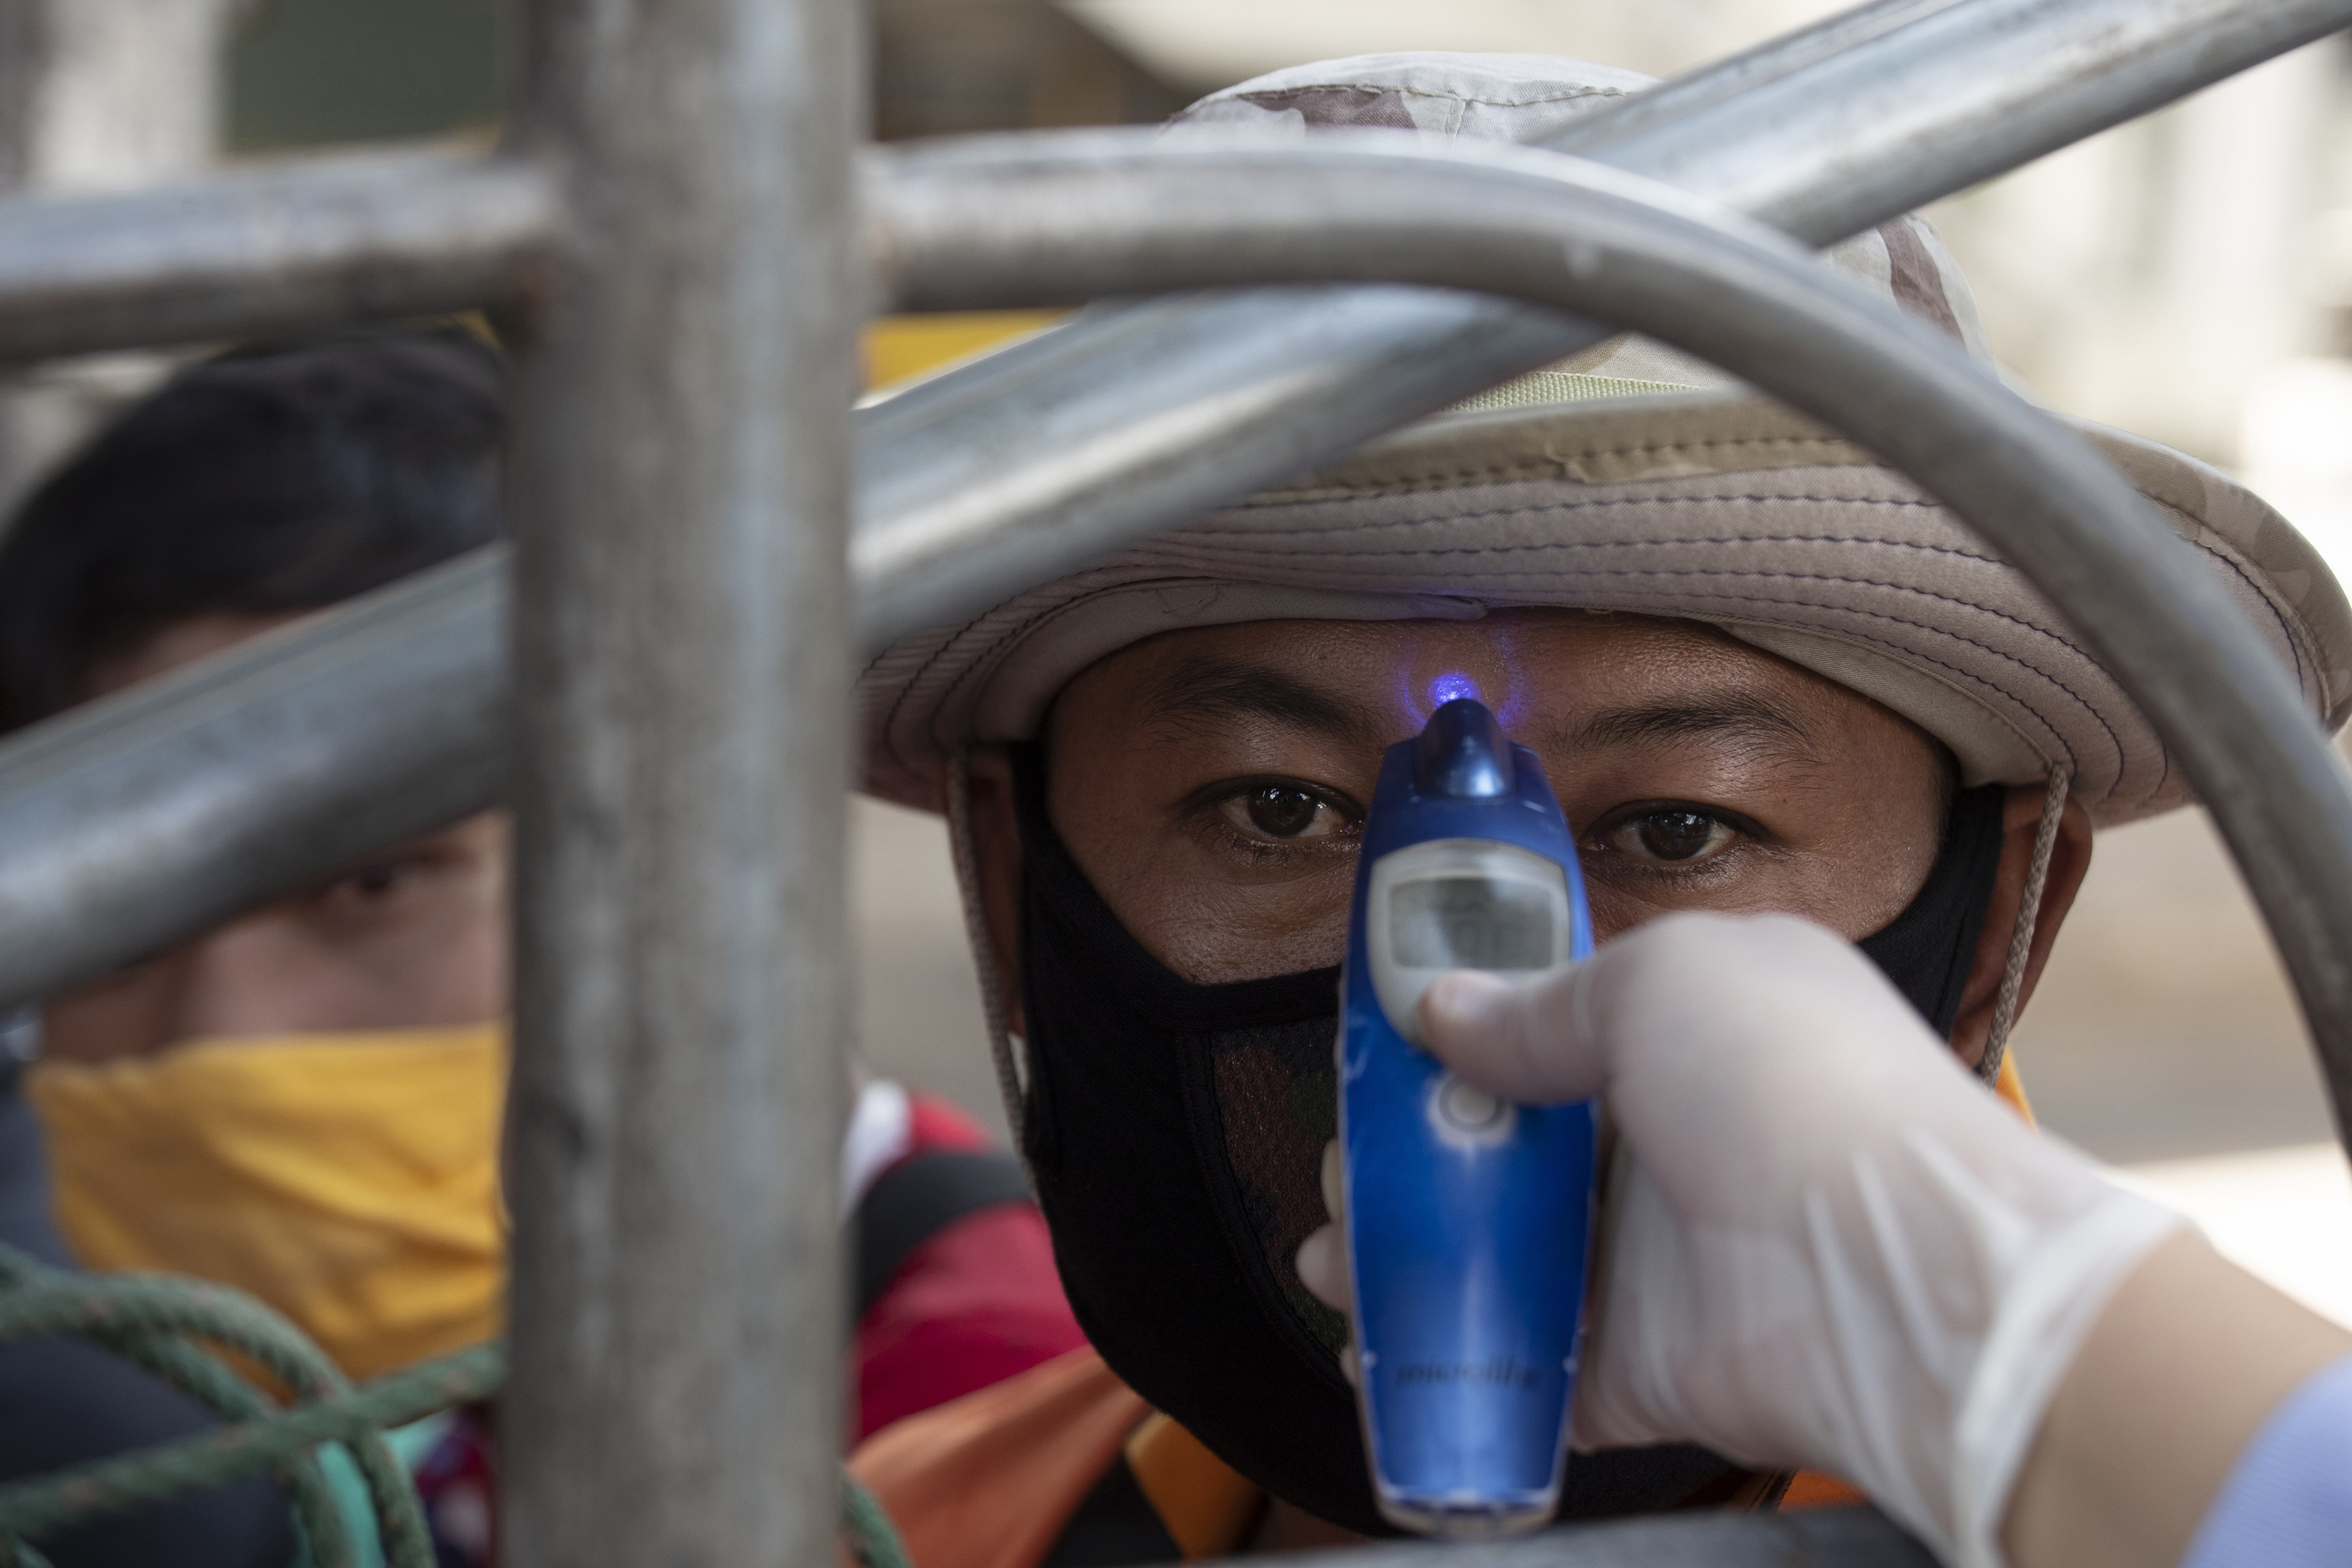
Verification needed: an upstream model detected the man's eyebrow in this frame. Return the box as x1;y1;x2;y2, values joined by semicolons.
1142;658;1380;743
1560;691;1820;764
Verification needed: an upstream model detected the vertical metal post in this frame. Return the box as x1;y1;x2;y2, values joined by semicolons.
501;0;861;1563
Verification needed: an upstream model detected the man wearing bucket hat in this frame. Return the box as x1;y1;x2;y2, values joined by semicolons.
847;51;2352;1568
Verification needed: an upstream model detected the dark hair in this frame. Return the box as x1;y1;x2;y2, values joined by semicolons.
0;328;504;733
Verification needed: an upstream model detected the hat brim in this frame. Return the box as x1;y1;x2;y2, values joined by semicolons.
860;388;2352;826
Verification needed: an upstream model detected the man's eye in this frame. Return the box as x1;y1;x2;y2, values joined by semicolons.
1220;785;1349;842
1606;809;1736;865
326;859;420;904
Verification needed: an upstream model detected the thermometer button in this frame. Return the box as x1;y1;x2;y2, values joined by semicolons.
1429;1072;1516;1148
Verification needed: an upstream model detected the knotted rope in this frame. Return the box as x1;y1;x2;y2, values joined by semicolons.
0;1242;910;1568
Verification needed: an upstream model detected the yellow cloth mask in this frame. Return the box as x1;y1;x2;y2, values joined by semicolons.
27;1025;506;1381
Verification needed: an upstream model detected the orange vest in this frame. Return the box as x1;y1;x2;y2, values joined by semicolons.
849;1346;1867;1568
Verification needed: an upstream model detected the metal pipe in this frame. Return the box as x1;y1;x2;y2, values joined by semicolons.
0;0;2343;1016
497;0;859;1561
850;284;1563;645
1583;0;2352;241
861;0;2352;649
0;147;557;363
0;548;507;1002
1541;0;1970;163
869;130;2352;1138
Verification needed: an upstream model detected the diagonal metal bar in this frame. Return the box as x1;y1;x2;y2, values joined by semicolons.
0;549;509;1002
859;0;2352;643
0;0;2344;1013
868;130;2352;1147
1542;0;1970;162
0;148;557;363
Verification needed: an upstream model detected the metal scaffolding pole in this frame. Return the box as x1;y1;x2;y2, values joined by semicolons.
498;0;860;1563
0;148;555;362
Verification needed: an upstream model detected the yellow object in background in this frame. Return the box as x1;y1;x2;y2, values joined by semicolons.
1123;1411;1264;1560
1994;1052;2035;1125
864;311;1068;392
28;1026;507;1381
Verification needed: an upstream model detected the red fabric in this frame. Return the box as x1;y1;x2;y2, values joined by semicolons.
394;1091;1061;1565
413;1406;499;1567
852;1095;1086;1442
905;1093;993;1156
849;1349;1146;1568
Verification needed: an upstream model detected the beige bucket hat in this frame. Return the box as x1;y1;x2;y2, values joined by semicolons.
860;55;2352;827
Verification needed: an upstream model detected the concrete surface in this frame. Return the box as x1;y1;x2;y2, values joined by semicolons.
850;795;1010;1141
2010;808;2338;1164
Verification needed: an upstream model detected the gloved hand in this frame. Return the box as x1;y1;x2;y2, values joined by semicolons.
1296;912;2182;1568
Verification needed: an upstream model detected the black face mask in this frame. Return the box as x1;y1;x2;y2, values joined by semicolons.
1011;746;2005;1534
1856;781;2005;1041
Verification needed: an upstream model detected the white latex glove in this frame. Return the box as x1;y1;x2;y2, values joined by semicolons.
1297;912;2181;1568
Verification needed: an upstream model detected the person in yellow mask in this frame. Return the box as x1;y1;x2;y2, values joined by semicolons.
0;329;510;1568
0;328;1079;1568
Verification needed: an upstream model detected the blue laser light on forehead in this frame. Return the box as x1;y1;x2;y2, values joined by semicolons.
1406;668;1531;732
1426;672;1482;709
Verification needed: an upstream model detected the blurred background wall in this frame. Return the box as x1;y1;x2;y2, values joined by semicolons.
2;0;2347;1313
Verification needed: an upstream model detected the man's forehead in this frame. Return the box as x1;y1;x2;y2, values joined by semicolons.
1105;610;1843;734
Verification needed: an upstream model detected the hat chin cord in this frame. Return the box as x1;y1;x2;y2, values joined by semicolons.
1979;765;2070;1086
947;745;1032;1169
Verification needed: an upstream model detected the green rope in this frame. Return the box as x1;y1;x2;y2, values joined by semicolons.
87;1337;355;1568
0;1245;360;1568
0;1258;431;1567
0;1241;913;1568
0;1344;503;1544
60;1317;358;1567
843;1473;914;1568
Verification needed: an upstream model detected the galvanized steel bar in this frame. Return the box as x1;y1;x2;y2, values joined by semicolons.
497;0;859;1562
1579;0;2352;241
861;0;2352;645
1540;0;1968;161
0;148;556;362
0;1;1969;372
866;130;2352;1140
0;0;2343;1016
0;550;506;1001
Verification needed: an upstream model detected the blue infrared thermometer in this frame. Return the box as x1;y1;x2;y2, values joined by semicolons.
1338;697;1598;1537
